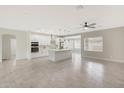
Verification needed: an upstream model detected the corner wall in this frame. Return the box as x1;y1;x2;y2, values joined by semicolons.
81;27;124;63
0;28;31;61
0;36;2;63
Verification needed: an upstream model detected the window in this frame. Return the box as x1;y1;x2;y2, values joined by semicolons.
64;35;81;49
74;40;81;49
84;37;103;52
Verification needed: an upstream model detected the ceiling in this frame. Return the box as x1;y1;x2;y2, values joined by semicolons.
0;5;124;35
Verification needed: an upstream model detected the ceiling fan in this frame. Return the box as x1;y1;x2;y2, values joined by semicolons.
79;22;96;29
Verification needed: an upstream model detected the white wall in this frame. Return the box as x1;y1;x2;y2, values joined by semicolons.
11;38;16;57
81;27;124;63
26;32;31;60
2;35;12;59
0;28;31;62
0;36;2;63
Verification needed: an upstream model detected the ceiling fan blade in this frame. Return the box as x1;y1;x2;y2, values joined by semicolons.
89;26;96;28
89;23;96;26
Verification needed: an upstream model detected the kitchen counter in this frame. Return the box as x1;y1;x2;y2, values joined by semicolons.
48;49;72;62
49;49;71;52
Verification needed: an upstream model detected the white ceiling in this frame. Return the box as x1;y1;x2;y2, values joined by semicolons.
0;5;124;35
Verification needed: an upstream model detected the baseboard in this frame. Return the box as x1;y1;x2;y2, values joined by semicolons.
16;56;48;60
16;58;28;61
31;55;48;59
83;56;124;63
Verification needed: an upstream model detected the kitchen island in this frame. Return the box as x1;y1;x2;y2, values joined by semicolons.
48;49;72;62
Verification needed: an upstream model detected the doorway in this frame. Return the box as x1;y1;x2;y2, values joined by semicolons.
2;34;16;62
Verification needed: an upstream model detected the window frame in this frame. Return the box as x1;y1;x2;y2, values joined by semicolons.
84;36;103;52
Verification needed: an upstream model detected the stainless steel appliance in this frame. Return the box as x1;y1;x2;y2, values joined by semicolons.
31;42;39;53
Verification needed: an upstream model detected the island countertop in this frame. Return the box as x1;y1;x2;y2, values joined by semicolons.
48;49;72;62
48;49;71;52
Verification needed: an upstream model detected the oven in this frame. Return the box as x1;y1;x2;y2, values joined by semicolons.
31;42;39;53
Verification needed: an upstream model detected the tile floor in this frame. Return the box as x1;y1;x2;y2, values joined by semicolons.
0;53;124;88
